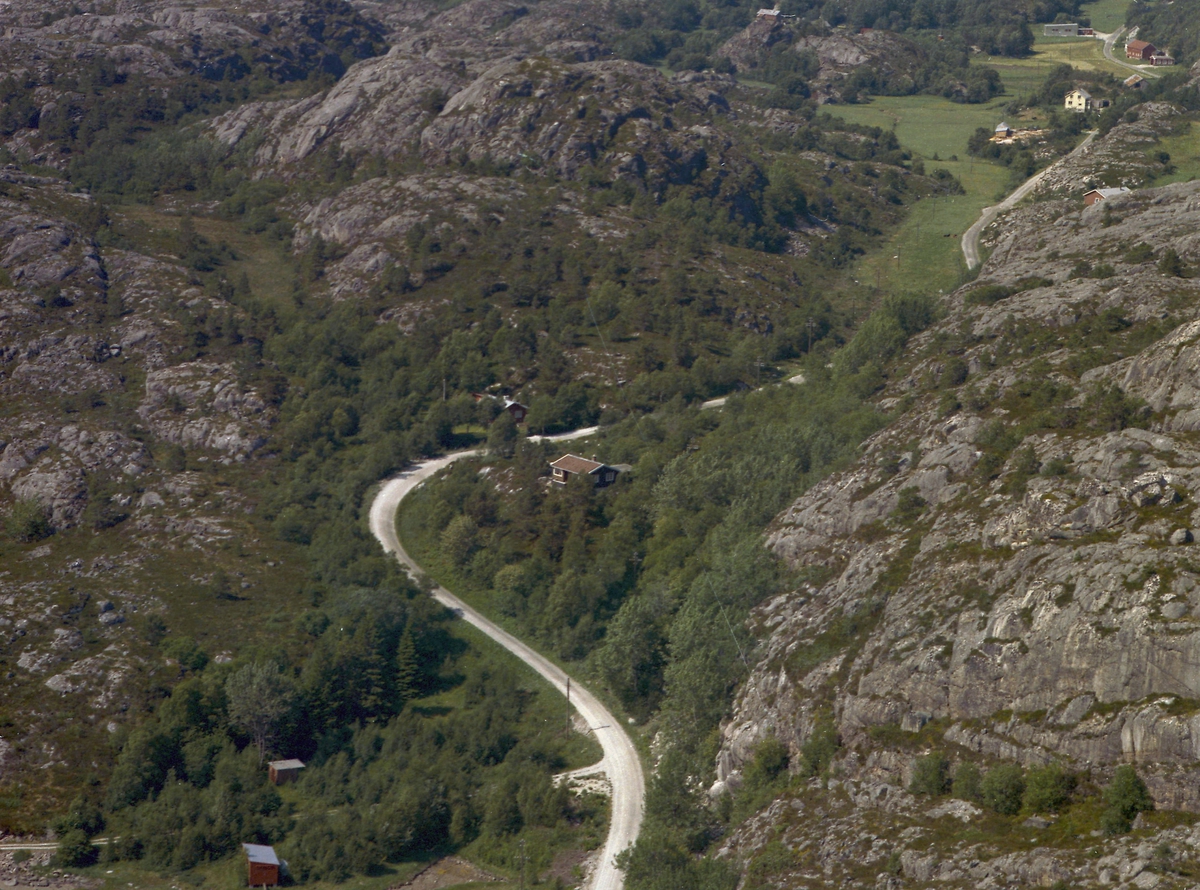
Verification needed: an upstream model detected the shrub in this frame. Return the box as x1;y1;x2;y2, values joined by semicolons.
1124;243;1155;264
909;752;951;796
890;487;927;524
941;357;969;388
744;736;790;790
797;720;839;778
1084;383;1148;432
441;515;480;566
963;284;1012;306
1102;765;1153;834
5;498;51;542
55;830;98;867
161;636;209;673
951;762;982;801
1023;763;1075;813
980;763;1025;815
1159;248;1187;278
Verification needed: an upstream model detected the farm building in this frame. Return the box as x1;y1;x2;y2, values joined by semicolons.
1064;88;1092;112
1125;40;1156;60
1124;74;1146;89
472;393;529;423
994;122;1013;138
1150;52;1175;66
756;7;780;19
1080;27;1095;36
550;454;621;488
243;844;280;887
267;759;305;785
1044;23;1079;36
502;398;528;423
1083;187;1131;206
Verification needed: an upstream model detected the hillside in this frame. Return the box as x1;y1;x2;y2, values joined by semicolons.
712;129;1200;886
5;0;1200;887
0;0;953;880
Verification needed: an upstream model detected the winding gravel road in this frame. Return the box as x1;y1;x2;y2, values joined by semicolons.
369;428;643;890
1101;27;1161;79
961;130;1097;269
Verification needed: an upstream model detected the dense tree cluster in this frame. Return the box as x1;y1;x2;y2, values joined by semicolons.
91;583;598;881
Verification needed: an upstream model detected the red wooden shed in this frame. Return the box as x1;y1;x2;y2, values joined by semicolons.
243;843;279;887
267;758;305;785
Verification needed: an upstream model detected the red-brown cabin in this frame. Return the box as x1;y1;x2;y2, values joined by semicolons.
243;844;279;887
550;454;620;488
503;399;528;423
1083;187;1131;206
268;759;305;785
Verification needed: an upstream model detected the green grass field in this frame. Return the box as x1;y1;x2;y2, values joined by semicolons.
823;23;1133;295
1082;0;1131;33
1151;122;1200;187
825;95;1014;293
983;33;1132;93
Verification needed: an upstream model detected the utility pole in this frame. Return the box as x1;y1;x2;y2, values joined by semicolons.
565;677;571;734
806;317;816;354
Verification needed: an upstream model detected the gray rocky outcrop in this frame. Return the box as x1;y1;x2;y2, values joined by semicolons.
722;177;1200;819
138;361;273;457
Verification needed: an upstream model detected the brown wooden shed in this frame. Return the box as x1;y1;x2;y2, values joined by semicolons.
503;399;528;423
243;843;279;887
550;454;619;488
268;759;305;785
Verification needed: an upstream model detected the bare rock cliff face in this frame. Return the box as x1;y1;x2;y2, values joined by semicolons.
722;176;1200;812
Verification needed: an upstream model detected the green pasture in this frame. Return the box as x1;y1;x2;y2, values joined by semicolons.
1151;122;1200;187
1082;0;1131;33
983;33;1132;92
827;96;1014;293
824;21;1132;296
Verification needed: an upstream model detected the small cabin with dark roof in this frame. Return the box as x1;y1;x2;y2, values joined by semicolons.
243;844;280;887
502;398;528;423
268;759;305;785
550;454;620;488
472;393;529;424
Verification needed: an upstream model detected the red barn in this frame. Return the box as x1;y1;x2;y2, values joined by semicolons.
1125;39;1156;60
243;844;279;887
